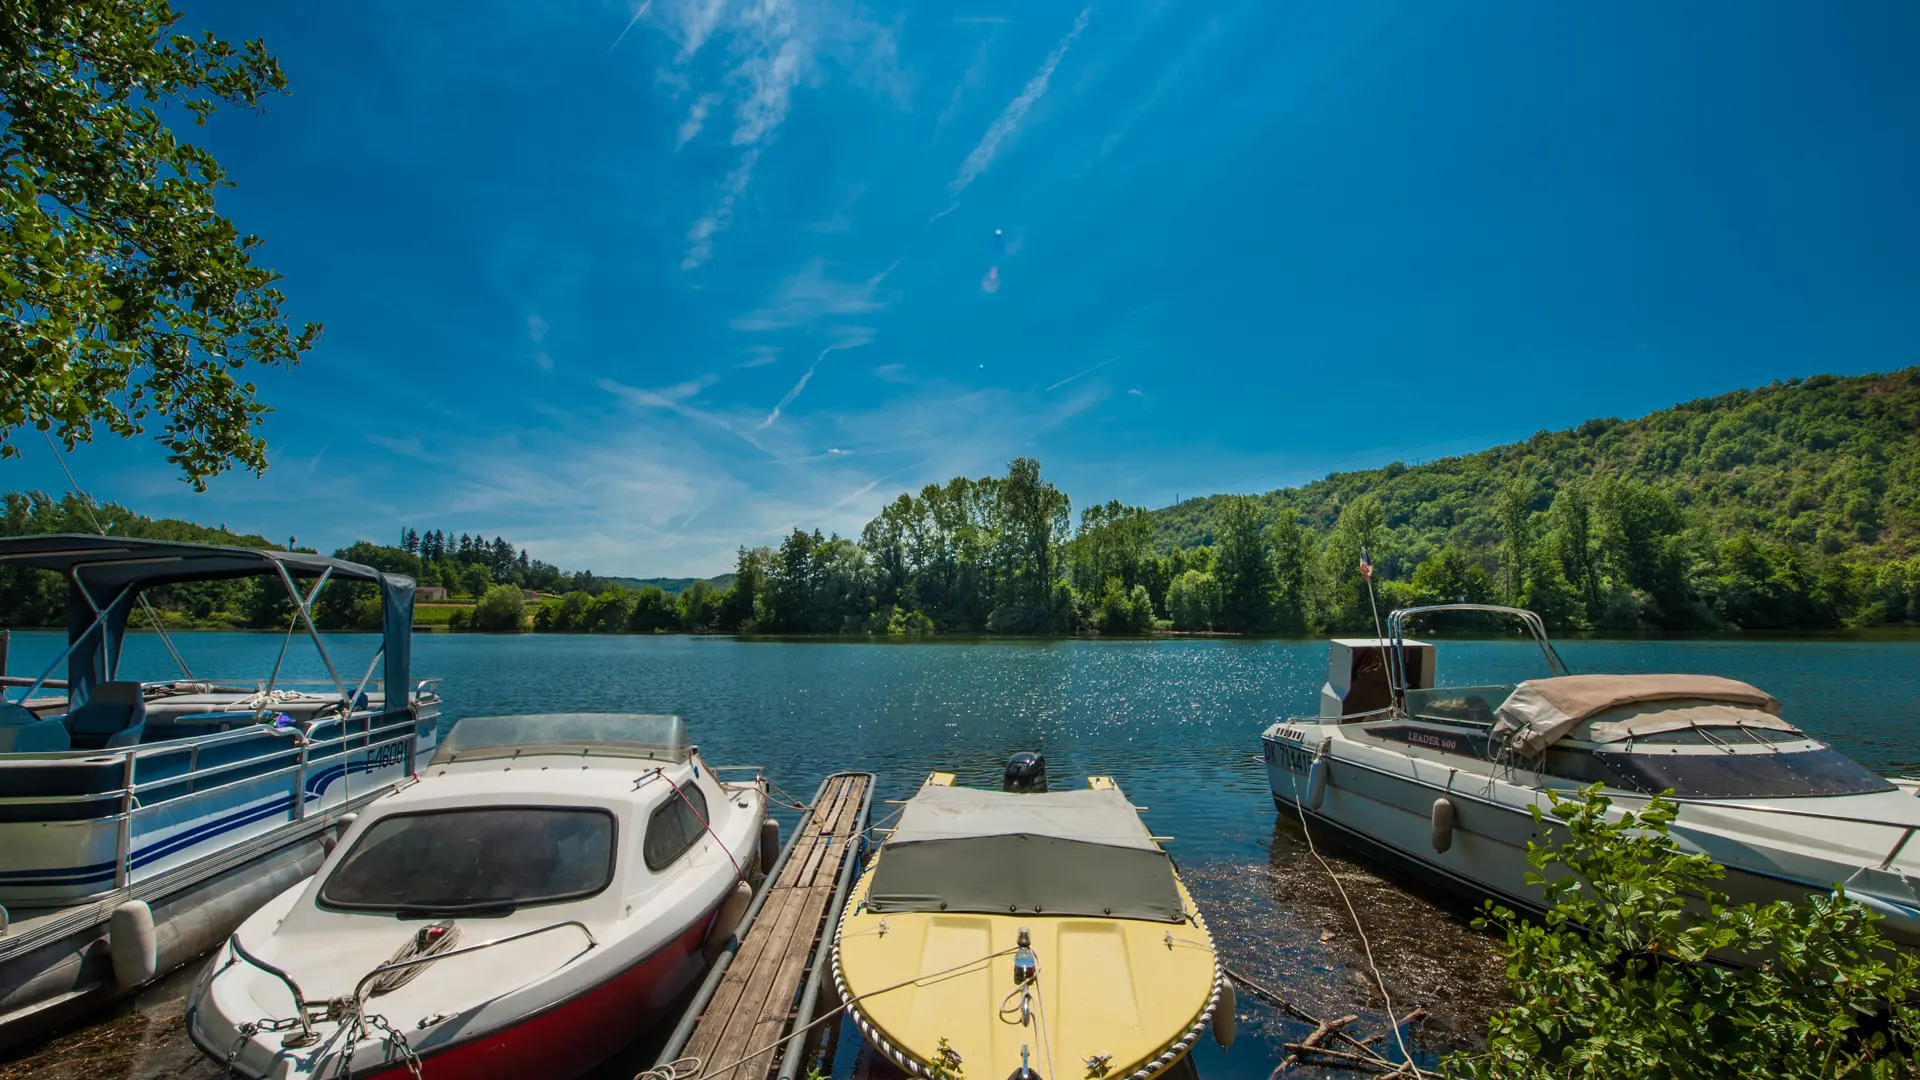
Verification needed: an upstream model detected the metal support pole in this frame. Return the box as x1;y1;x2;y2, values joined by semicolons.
256;568;337;726
272;563;348;704
116;752;136;889
11;583;134;704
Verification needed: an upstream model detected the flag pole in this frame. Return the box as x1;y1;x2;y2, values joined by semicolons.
1361;546;1386;642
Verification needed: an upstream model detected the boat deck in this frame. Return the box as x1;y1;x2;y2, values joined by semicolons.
665;772;874;1080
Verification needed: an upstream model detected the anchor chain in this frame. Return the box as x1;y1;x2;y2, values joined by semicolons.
224;1022;259;1076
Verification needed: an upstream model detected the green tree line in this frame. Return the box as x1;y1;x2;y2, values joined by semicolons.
6;368;1920;635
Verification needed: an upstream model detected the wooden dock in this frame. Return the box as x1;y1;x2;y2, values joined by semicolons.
669;772;874;1080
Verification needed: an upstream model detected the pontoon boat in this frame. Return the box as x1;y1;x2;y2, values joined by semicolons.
0;535;437;1047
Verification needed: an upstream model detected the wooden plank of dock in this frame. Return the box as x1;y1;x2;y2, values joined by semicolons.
682;772;873;1080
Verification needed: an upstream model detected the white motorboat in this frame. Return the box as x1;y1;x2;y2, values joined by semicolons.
186;713;767;1080
1262;604;1920;947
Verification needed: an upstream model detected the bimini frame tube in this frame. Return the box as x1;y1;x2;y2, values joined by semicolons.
1386;603;1570;706
270;562;349;707
254;569;333;723
7;582;135;704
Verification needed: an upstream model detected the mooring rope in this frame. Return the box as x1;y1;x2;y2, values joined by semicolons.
1287;765;1425;1078
636;948;1022;1080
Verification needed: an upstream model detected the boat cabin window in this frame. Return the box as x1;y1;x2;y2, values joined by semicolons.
1543;746;1896;799
1403;686;1512;728
644;782;711;871
319;807;616;914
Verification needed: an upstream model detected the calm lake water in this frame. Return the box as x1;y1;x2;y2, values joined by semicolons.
4;631;1918;1080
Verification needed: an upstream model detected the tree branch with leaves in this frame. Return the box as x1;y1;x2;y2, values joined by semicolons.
0;0;318;488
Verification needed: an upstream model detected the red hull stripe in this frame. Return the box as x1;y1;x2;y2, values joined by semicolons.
357;900;720;1080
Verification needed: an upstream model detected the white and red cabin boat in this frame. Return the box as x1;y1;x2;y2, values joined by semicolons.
186;713;767;1080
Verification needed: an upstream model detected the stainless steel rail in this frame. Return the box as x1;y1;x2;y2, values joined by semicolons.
348;920;597;1009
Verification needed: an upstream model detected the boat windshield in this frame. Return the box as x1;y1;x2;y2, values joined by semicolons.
1404;686;1513;727
432;713;691;764
319;807;616;913
1544;746;1896;799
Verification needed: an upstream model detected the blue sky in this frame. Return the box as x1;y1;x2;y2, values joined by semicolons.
10;0;1920;576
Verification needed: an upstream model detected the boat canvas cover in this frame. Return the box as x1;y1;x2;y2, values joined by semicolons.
865;786;1183;923
1493;674;1787;754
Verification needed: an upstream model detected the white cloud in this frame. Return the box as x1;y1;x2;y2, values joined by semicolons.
730;259;895;331
598;375;770;453
734;345;783;368
682;147;758;270
668;0;903;268
950;6;1090;196
527;314;553;371
676;92;719;149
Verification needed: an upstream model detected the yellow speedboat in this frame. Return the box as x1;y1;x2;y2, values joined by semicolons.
832;771;1228;1080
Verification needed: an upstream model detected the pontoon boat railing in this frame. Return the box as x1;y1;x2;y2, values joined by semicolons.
1386;604;1570;704
0;708;420;890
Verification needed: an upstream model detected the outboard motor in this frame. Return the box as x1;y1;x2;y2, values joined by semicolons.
1003;752;1047;793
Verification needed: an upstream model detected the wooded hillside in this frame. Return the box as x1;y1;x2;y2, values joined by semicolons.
1151;368;1920;630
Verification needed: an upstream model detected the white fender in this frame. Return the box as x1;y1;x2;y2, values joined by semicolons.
705;881;754;955
1431;797;1457;854
759;818;781;876
109;900;158;987
1304;757;1330;811
1211;977;1236;1048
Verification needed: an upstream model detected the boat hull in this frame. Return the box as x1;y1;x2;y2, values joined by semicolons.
190;892;722;1080
834;867;1220;1080
1263;732;1920;950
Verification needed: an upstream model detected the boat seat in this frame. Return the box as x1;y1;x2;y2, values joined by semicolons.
65;682;149;751
0;701;71;754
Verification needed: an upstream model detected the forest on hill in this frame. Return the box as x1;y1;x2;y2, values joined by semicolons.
1151;366;1920;632
2;368;1917;636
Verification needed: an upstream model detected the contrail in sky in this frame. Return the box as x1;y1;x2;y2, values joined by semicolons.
1043;356;1115;392
761;336;874;428
608;0;653;53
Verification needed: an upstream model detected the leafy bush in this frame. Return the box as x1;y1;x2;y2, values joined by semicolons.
1450;786;1920;1079
1166;569;1220;630
470;584;524;633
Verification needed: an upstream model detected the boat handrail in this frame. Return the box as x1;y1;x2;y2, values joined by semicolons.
347;920;599;1010
1386;604;1571;702
0;704;409;769
226;931;322;1042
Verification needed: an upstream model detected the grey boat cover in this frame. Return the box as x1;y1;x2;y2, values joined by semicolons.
864;785;1184;923
1493;674;1789;754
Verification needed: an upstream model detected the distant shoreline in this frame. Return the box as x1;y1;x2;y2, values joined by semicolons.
6;626;1919;643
